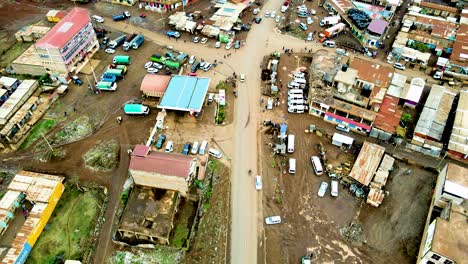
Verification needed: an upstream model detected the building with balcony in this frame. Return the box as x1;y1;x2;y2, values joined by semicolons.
34;8;99;83
416;163;468;264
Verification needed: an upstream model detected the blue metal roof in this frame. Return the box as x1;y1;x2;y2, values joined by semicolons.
158;76;210;112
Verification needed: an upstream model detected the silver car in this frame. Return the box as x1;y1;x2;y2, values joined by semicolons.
318;182;328;197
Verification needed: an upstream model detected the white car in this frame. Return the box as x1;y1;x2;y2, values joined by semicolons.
318;182;328;197
92;15;104;23
307;17;314;25
265;216;281;225
104;48;115;54
270;11;276;18
152;62;163;69
189;55;196;64
147;67;158;74
240;74;245;82
336;124;350;132
200;61;206;68
265;12;271;18
310;9;316;15
307;32;313;41
253;8;260;15
144;62;153;69
394;62;406;70
124;11;131;17
215;41;221;48
255;175;262;190
193;36;200;43
275;15;281;23
201;38;208;44
225;42;232;50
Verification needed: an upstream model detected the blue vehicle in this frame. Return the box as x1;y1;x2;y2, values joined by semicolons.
101;73;117;83
132;35;145;49
113;12;130;21
108;35;126;49
72;76;83;86
166;31;180;38
182;143;191;155
155;134;166;149
298;12;308;18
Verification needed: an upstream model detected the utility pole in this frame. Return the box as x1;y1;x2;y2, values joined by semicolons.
41;133;53;152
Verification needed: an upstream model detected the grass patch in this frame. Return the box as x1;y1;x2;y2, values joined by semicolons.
0;42;32;67
173;225;190;248
110;248;182;264
288;24;308;39
19;119;56;150
28;186;101;263
83;140;119;171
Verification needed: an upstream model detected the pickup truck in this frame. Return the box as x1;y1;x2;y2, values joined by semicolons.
113;11;131;21
166;31;180;38
281;1;290;13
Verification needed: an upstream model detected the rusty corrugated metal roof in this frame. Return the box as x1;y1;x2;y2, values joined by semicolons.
349;142;385;186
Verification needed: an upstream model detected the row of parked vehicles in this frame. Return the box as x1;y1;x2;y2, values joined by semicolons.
287;71;309;113
154;136;223;158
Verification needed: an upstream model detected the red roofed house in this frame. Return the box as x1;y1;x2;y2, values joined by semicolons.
129;145;200;196
34;8;99;81
370;94;403;140
140;74;171;98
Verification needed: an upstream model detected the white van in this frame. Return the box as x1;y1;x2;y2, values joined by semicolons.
288;158;296;174
288;95;303;101
255;175;262;190
288;82;300;89
287;134;295;153
288;105;306;114
199;140;208;155
288;89;303;96
331;180;339;197
293;72;305;79
191;141;199;154
310;156;323;176
323;40;336;48
165;141;174;153
294;78;307;86
208;148;222;159
288;99;305;107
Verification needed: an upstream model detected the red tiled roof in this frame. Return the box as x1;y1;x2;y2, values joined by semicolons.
140;74;171;93
129;151;194;178
349;58;393;87
133;145;150;157
420;1;457;13
36;8;90;49
451;24;468;66
373;95;402;133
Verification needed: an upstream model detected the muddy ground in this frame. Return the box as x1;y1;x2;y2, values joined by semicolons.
260;52;437;263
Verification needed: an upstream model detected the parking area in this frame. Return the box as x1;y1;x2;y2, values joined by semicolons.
259;52;437;263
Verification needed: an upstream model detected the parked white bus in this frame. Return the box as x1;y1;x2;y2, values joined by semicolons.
287;134;295;153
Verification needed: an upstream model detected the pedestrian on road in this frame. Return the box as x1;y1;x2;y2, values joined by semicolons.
282;46;285;50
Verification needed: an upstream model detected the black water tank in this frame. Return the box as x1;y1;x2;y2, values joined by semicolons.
342;64;348;72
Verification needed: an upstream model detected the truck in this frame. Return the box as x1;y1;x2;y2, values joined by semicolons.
281;1;290;13
105;68;125;77
101;73;117;83
320;15;341;27
122;34;137;51
132;35;145;49
109;64;127;75
123;104;150;115
150;54;165;63
324;22;346;38
112;12;131;21
108;35;126;49
113;55;131;65
164;59;180;70
96;81;117;91
123;34;144;51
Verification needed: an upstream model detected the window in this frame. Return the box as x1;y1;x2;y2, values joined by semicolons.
431;254;441;260
426;261;435;264
443;260;453;264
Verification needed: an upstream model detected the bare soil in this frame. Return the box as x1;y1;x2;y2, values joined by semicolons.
260;52;437;263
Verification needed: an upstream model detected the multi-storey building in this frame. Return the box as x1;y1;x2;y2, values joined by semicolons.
34;7;99;82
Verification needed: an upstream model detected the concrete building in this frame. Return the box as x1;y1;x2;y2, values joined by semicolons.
348;58;394;111
11;45;47;76
416;163;468;264
447;90;468;160
449;22;468;76
105;0;136;6
129;145;200;196
418;1;458;18
117;186;180;245
34;8;99;82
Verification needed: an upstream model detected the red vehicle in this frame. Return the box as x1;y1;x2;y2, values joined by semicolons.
281;1;290;13
140;13;146;18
